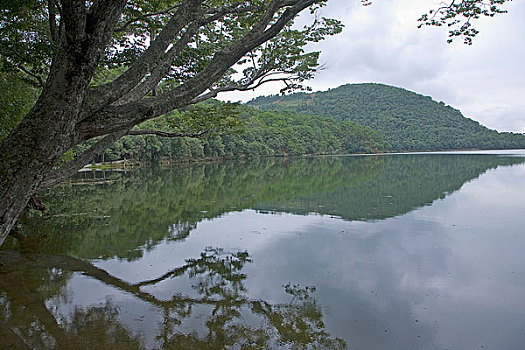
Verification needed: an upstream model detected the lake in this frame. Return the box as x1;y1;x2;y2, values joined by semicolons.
2;151;525;349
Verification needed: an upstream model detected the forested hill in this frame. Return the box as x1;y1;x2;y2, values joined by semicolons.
247;83;525;151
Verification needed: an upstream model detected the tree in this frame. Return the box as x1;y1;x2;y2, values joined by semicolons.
0;0;343;246
0;0;512;247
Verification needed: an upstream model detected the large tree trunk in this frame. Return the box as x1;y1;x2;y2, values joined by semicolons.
0;0;126;247
0;118;73;247
0;51;92;246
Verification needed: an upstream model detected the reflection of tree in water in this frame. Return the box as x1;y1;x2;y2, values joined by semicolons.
0;263;142;349
13;156;383;260
0;248;345;349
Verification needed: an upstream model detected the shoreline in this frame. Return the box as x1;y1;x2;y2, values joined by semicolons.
82;148;525;170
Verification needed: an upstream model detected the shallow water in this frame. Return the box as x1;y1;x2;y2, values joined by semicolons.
2;152;525;349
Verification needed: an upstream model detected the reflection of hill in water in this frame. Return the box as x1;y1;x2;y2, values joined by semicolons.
255;154;525;221
15;155;525;260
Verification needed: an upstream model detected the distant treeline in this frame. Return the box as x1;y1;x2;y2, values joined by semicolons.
248;83;525;151
74;105;389;164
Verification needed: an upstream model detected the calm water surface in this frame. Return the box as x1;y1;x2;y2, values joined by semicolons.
2;151;525;349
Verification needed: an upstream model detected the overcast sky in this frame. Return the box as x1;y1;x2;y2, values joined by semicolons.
219;0;525;133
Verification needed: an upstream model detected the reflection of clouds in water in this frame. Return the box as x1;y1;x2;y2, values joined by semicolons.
69;164;525;349
244;216;449;349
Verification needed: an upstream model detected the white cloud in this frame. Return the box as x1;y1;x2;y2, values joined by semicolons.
218;0;525;132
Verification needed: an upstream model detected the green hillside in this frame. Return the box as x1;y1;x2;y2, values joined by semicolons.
248;83;525;151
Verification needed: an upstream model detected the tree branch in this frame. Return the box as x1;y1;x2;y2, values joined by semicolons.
16;64;45;88
114;3;181;32
113;20;202;106
190;73;293;105
112;1;290;106
82;0;129;59
418;0;510;44
0;44;45;87
39;129;129;190
48;0;59;44
154;0;317;111
129;129;209;138
200;2;265;24
86;0;204;113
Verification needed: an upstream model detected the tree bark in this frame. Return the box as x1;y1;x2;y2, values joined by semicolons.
0;58;90;246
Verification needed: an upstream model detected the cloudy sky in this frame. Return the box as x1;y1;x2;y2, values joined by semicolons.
219;0;525;133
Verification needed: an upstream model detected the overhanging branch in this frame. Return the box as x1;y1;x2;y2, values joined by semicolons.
39;129;130;190
129;129;209;138
152;0;317;111
190;76;294;104
113;20;202;106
